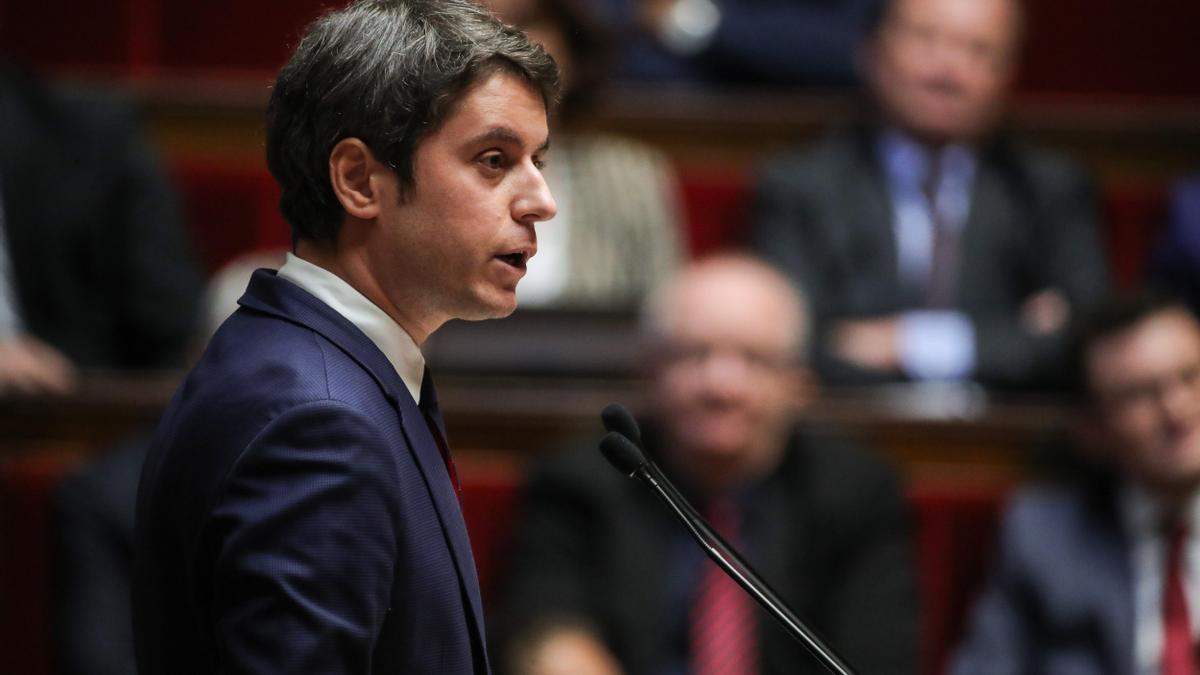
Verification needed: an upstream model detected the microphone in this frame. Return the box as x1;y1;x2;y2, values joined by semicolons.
601;405;705;523
598;404;858;675
598;431;646;477
601;403;642;447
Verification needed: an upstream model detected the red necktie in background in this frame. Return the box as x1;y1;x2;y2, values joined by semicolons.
690;497;758;675
923;156;960;309
1162;517;1194;675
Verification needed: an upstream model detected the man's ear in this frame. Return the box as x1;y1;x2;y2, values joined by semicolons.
787;366;820;413
329;138;384;220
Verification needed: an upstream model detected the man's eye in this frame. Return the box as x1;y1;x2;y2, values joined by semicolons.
533;157;547;170
480;153;506;170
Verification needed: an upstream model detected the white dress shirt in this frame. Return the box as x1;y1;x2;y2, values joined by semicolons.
879;130;978;381
1121;482;1200;675
0;182;24;337
276;252;425;404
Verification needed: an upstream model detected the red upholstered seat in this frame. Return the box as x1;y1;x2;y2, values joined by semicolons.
678;170;752;256
1102;180;1168;288
172;163;289;274
0;452;84;675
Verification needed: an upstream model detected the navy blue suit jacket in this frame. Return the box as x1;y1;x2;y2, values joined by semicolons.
134;270;489;674
950;483;1133;675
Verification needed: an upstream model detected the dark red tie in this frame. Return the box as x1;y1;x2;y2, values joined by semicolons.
690;497;758;675
418;368;460;496
1163;517;1193;675
923;157;960;309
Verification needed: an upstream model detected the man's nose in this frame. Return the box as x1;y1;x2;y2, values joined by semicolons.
1160;376;1200;425
514;163;557;224
697;350;754;399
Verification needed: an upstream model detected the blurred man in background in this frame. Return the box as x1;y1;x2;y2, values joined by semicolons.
752;0;1108;390
499;254;916;675
0;66;203;394
953;292;1200;675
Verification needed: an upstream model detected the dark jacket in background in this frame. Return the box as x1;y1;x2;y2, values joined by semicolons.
53;435;147;675
950;479;1132;675
0;67;201;369
498;426;918;675
751;125;1108;389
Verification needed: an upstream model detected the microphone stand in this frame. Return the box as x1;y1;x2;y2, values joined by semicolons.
603;432;857;675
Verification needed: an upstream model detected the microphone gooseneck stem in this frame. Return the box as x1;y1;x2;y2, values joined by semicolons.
635;465;858;675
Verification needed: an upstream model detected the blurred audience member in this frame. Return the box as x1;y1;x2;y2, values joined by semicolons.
587;0;877;86
1148;176;1200;317
952;292;1200;675
499;254;917;675
487;0;685;308
751;0;1108;389
51;250;284;675
53;433;146;675
0;67;203;394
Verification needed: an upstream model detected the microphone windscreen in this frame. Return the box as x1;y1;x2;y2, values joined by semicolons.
599;431;648;477
601;403;642;445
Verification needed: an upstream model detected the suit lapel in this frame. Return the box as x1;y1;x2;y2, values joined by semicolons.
392;386;489;650
1089;496;1135;675
957;160;1008;307
238;270;489;664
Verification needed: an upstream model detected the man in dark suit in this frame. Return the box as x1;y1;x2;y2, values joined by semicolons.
133;1;558;673
499;255;917;675
952;292;1200;674
0;67;202;394
751;0;1108;389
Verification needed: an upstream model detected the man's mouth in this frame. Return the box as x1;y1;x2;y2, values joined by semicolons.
495;251;529;270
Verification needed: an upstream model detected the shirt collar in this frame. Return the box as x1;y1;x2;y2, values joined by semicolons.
276;252;425;404
878;128;976;190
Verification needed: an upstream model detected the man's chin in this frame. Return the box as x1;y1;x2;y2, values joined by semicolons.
458;288;518;321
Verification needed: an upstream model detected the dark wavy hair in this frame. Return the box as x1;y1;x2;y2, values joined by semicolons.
1071;288;1195;396
266;0;559;247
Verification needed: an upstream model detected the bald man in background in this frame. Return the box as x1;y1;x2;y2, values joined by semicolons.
499;255;917;675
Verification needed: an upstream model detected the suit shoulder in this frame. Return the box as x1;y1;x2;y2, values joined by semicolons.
1003;483;1096;531
528;439;623;492
201;312;333;398
797;429;900;484
788;429;905;515
185;309;392;430
757;130;868;189
995;482;1116;563
992;136;1093;191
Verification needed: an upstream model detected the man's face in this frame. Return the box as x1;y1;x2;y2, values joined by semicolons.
1088;310;1200;496
653;263;804;491
364;70;556;329
868;0;1018;144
